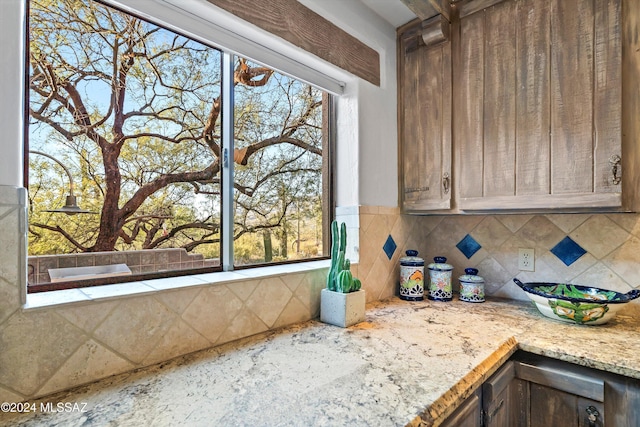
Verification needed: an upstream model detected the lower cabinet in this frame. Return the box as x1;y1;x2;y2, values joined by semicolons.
441;388;482;427
484;353;606;427
481;360;527;427
441;351;640;427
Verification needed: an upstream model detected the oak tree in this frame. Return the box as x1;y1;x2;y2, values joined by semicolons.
28;0;324;262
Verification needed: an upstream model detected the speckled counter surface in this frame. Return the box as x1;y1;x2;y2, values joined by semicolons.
2;297;639;427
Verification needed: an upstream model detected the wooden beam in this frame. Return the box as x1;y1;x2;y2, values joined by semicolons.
206;0;380;86
400;0;451;22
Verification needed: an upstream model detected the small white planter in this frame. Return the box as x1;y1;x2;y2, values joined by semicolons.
320;288;366;327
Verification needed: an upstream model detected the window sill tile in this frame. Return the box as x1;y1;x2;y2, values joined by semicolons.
142;275;211;290
233;260;329;279
188;271;249;284
23;288;91;309
79;281;157;299
24;260;331;310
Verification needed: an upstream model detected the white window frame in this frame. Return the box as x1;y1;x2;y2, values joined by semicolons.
1;0;367;307
24;0;339;290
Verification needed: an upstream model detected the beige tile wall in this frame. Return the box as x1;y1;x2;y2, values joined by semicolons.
0;270;327;401
357;206;640;312
0;186;327;402
3;195;640;402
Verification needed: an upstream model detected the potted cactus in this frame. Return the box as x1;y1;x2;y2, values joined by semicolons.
320;221;365;327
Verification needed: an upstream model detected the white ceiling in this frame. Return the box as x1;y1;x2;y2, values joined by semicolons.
360;0;417;28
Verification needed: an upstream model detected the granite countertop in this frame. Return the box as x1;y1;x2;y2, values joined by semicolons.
2;297;639;427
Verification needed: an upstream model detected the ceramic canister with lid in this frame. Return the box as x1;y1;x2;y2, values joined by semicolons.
427;256;453;301
459;268;485;302
399;250;424;301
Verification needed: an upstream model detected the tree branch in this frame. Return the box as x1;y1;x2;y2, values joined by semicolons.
148;221;219;249
235;136;321;165
29;223;89;252
119;160;220;219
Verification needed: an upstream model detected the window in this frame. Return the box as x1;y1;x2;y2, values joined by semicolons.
26;0;331;292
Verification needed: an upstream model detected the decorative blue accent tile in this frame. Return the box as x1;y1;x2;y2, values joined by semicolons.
456;234;482;259
382;235;397;260
551;236;587;266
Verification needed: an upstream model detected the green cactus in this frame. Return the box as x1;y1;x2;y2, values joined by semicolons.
326;220;361;293
336;270;353;293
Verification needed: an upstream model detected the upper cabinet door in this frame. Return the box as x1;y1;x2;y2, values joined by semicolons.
454;0;624;211
398;19;452;212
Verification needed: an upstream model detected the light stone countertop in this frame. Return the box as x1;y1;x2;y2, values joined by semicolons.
1;297;639;427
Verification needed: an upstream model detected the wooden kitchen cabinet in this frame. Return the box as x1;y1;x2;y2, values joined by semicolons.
482;361;527;427
514;354;606;427
441;388;482;427
397;0;640;213
398;17;452;212
454;0;633;211
440;351;640;426
480;351;640;427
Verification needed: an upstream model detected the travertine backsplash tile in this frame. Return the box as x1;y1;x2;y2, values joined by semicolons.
216;307;268;346
545;214;590;233
358;207;640;307
92;297;176;363
571;216;629;259
141;318;212;366
0;185;331;402
245;277;293;327
0;310;86;396
56;300;119;333
181;286;244;343
604;235;640;285
37;339;134;397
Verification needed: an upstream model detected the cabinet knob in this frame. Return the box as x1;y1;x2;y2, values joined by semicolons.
586;405;600;427
443;173;450;194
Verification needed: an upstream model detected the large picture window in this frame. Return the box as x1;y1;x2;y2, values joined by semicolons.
26;0;331;292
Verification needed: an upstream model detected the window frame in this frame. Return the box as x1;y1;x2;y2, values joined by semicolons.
24;0;335;293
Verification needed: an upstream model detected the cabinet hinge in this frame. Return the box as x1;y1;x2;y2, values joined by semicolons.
610;154;621;185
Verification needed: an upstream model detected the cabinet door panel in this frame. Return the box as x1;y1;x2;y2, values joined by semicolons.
456;12;484;200
483;0;517;198
402;45;428;206
483;361;528;427
400;26;452;211
604;374;640;427
455;0;623;211
593;0;622;194
530;383;605;427
530;383;576;426
550;0;594;195
441;388;481;427
515;0;551;196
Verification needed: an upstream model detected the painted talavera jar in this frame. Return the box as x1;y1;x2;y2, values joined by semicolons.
459;268;485;303
428;256;453;301
399;250;424;301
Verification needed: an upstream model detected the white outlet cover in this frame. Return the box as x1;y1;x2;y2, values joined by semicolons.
518;248;535;271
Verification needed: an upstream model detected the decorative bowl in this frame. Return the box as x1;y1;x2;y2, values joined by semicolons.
513;278;640;325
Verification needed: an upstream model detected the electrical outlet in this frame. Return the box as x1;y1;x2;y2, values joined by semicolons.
518;248;535;271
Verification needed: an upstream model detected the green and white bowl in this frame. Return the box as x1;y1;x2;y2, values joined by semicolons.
513;278;640;325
